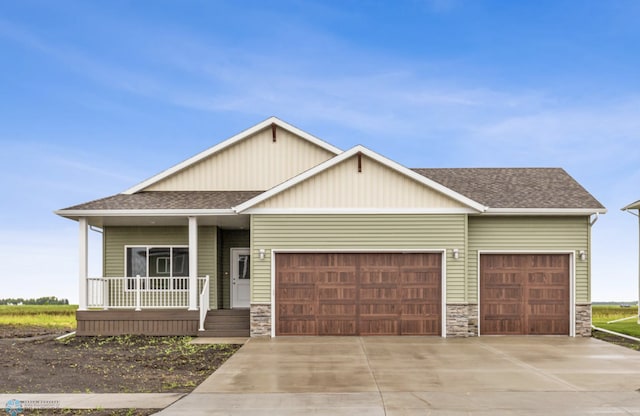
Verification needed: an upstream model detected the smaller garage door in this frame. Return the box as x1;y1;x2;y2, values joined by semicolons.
480;254;570;335
276;253;442;336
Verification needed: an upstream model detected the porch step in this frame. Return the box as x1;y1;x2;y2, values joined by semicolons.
198;329;250;337
198;309;250;337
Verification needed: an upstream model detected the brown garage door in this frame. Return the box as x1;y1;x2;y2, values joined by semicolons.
480;254;570;335
276;253;441;336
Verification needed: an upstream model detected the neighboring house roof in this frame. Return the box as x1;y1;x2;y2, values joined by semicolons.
413;168;606;212
60;191;262;211
622;200;640;211
123;117;342;194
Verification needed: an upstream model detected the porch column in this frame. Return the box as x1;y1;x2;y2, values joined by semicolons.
78;217;88;311
188;216;198;310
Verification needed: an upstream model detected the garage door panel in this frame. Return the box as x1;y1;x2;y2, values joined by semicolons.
360;303;399;314
276;253;442;336
402;318;439;335
481;254;569;335
279;320;317;336
318;303;357;315
317;286;356;300
484;319;524;335
360;288;399;301
360;319;398;335
402;270;438;283
402;286;439;301
318;271;356;284
483;287;523;301
278;285;315;300
529;319;568;335
318;319;357;335
402;303;439;315
278;271;316;284
360;273;399;285
278;301;316;315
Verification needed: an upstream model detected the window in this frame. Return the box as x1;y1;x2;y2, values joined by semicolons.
125;246;189;290
237;254;250;279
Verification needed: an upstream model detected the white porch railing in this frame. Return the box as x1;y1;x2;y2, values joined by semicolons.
199;276;210;331
87;276;209;310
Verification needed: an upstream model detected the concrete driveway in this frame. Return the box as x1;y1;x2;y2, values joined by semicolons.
157;336;640;415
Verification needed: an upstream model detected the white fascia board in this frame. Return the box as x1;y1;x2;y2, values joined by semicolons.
482;208;608;215
242;208;478;215
235;145;487;213
55;209;236;218
123;117;342;195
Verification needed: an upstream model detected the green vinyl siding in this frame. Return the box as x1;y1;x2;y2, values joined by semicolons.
250;214;466;304
468;216;591;303
218;230;250;309
103;226;218;308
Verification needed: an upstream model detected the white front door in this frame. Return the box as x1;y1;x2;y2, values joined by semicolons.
231;248;251;308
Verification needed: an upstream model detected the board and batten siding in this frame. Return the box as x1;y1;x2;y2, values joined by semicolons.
103;226;218;308
251;214;467;304
254;154;468;210
467;216;591;304
144;127;335;192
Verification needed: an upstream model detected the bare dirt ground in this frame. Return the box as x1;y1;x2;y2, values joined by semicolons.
1;326;241;415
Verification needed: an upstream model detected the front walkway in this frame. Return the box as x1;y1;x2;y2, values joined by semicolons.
156;336;640;415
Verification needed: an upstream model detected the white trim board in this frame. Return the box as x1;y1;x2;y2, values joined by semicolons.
55;209;237;218
242;208;478;215
476;250;577;337
268;249;448;338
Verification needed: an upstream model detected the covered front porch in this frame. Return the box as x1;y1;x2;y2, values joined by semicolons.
74;212;252;336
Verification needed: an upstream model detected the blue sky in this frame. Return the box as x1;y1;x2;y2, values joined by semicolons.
1;0;639;302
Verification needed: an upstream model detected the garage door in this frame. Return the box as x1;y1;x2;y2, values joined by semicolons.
276;253;441;336
480;254;570;335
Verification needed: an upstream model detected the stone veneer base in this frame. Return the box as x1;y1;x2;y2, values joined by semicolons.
446;304;478;337
575;303;592;337
250;304;272;337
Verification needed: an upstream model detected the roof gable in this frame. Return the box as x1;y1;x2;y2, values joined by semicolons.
236;146;486;213
124;117;341;194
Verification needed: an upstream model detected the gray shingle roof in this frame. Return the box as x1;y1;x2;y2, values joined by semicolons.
412;168;605;209
61;191;263;211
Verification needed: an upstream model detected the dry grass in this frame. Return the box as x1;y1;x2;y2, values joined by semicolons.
0;305;76;328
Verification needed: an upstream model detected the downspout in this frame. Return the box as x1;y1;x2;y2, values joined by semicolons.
622;208;640;324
